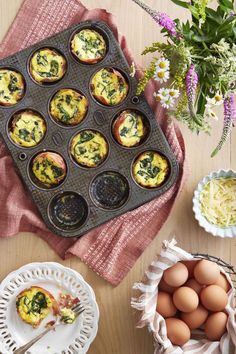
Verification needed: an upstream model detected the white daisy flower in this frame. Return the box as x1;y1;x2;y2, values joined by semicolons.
155;58;170;71
129;62;136;77
158;88;170;100
206;92;223;106
154;70;170;83
161;96;175;109
168;88;180;99
204;107;218;120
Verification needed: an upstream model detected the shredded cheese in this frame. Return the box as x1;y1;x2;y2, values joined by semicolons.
199;177;236;227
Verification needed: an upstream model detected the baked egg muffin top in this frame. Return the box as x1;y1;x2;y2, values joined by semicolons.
112;110;147;147
9;110;46;147
71;29;106;64
0;69;25;106
70;130;108;168
29;48;67;83
16;286;58;328
91;68;128;106
32;152;67;188
133;151;169;188
50;88;88;126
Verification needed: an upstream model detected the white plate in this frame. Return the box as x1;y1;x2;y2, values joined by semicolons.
193;169;236;238
0;262;99;354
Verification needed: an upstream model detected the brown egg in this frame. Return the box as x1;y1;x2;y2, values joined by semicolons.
163;262;189;287
180;304;208;329
194;260;220;285
200;285;228;311
159;277;177;294
165;318;191;346
156;291;177;318
205;312;228;341
214;273;231;293
173;287;199;313
181;260;198;278
185;278;203;294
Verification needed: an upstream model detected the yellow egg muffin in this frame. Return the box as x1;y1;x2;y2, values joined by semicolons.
9;110;46;147
112;110;147;147
16;286;58;328
29;48;67;84
71;29;106;64
91;68;128;106
0;69;25;106
32;152;67;187
133;151;169;188
70;130;108;167
50;88;88;126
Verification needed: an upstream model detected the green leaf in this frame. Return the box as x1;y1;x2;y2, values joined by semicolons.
188;5;200;19
170;0;189;8
217;0;234;10
205;8;223;24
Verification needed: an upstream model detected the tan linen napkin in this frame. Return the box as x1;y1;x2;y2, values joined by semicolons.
131;239;236;353
0;0;186;285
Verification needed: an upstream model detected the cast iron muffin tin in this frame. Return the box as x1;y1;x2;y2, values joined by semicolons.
0;21;179;238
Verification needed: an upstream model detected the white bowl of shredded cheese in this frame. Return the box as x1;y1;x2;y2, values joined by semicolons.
193;170;236;238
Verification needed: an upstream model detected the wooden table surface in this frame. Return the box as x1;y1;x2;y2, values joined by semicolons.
0;1;235;353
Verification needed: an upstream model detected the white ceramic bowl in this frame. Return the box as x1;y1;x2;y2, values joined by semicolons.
193;169;236;238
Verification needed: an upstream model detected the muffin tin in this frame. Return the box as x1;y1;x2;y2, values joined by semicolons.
0;20;179;237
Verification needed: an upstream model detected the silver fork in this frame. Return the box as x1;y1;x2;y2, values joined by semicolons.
14;303;85;354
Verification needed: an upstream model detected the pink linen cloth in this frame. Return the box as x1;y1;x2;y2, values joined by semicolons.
0;0;186;286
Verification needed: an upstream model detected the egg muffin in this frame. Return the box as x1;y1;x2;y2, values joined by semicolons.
9;110;46;147
91;68;128;106
0;69;25;106
70;130;108;168
16;286;58;328
32;152;67;188
112;110;147;147
71;29;107;64
50;88;88;126
133;151;169;188
29;48;67;84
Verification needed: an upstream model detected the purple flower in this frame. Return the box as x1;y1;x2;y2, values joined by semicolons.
132;0;178;37
153;12;177;37
211;95;234;157
186;64;198;116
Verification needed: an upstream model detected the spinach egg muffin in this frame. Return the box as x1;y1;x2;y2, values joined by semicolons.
9;110;46;147
71;28;107;64
91;68;128;106
133;151;169;188
16;286;58;328
32;152;67;188
112;110;147;147
50;88;88;126
0;69;25;106
29;48;67;84
70;130;108;168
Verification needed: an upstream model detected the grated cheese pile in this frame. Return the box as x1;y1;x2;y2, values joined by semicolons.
199;177;236;227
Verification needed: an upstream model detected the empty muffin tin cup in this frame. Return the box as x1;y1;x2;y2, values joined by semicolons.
48;191;89;231
90;171;130;210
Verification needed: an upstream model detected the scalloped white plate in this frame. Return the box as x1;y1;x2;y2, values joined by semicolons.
0;262;99;354
193;169;236;238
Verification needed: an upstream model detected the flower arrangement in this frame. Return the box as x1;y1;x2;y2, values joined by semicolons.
131;0;236;156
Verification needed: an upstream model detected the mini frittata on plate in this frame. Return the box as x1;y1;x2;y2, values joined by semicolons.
29;48;67;84
0;69;25;106
31;152;67;188
49;88;88;126
70;130;108;168
71;29;107;64
16;286;58;328
112;110;148;147
133;151;169;188
90;68;129;106
9;110;46;147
